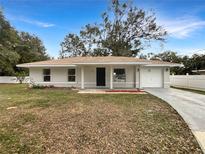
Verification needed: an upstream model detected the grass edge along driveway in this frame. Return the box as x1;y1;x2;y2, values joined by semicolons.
171;86;205;95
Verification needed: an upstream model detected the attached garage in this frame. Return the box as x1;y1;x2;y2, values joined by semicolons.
141;67;163;88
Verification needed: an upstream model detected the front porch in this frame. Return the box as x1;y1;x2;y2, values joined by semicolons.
80;65;140;89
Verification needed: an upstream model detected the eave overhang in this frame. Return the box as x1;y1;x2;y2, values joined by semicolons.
16;64;77;68
17;62;182;68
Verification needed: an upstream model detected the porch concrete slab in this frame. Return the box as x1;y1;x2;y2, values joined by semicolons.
78;89;107;94
78;89;146;94
145;88;205;153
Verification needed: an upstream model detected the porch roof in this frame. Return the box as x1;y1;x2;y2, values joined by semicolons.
17;56;182;68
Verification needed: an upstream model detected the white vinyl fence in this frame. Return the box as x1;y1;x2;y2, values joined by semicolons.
0;76;30;83
170;75;205;91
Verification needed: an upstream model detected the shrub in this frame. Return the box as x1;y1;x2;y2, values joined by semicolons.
15;71;27;84
32;84;54;89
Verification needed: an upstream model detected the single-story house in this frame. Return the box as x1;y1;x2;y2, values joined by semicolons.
17;56;181;89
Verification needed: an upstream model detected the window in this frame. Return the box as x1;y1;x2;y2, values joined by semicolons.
113;68;126;82
68;68;76;82
43;69;50;82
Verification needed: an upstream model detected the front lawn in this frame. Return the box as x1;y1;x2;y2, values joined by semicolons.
0;84;202;153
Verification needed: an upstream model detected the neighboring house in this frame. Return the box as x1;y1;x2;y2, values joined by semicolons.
17;56;181;89
192;69;205;75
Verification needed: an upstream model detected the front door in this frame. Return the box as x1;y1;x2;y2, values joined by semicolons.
96;67;106;86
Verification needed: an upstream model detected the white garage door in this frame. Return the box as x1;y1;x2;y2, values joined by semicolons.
141;67;163;88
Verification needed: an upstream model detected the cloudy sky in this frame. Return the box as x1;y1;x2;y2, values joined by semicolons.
1;0;205;58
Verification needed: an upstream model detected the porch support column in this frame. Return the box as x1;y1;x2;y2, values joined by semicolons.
110;66;113;89
139;66;142;89
135;65;139;89
81;66;84;89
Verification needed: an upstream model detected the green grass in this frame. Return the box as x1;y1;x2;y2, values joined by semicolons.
171;86;205;95
0;84;202;153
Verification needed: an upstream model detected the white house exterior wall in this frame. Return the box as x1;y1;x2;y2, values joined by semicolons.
29;67;80;87
163;67;170;88
30;68;43;83
29;65;170;89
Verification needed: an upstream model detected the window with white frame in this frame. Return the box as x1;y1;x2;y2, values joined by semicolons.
68;68;76;82
43;69;50;82
113;68;126;82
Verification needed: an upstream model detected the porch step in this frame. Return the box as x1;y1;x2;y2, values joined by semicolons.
105;89;144;93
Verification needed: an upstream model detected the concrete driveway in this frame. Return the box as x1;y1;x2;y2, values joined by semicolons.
145;88;205;153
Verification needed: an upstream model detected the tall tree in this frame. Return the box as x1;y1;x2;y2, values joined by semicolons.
0;9;20;75
151;51;182;63
60;0;166;57
191;54;205;70
59;34;86;58
15;32;49;64
0;9;49;75
151;51;205;75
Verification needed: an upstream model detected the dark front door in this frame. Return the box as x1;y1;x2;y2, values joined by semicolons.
96;67;106;86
